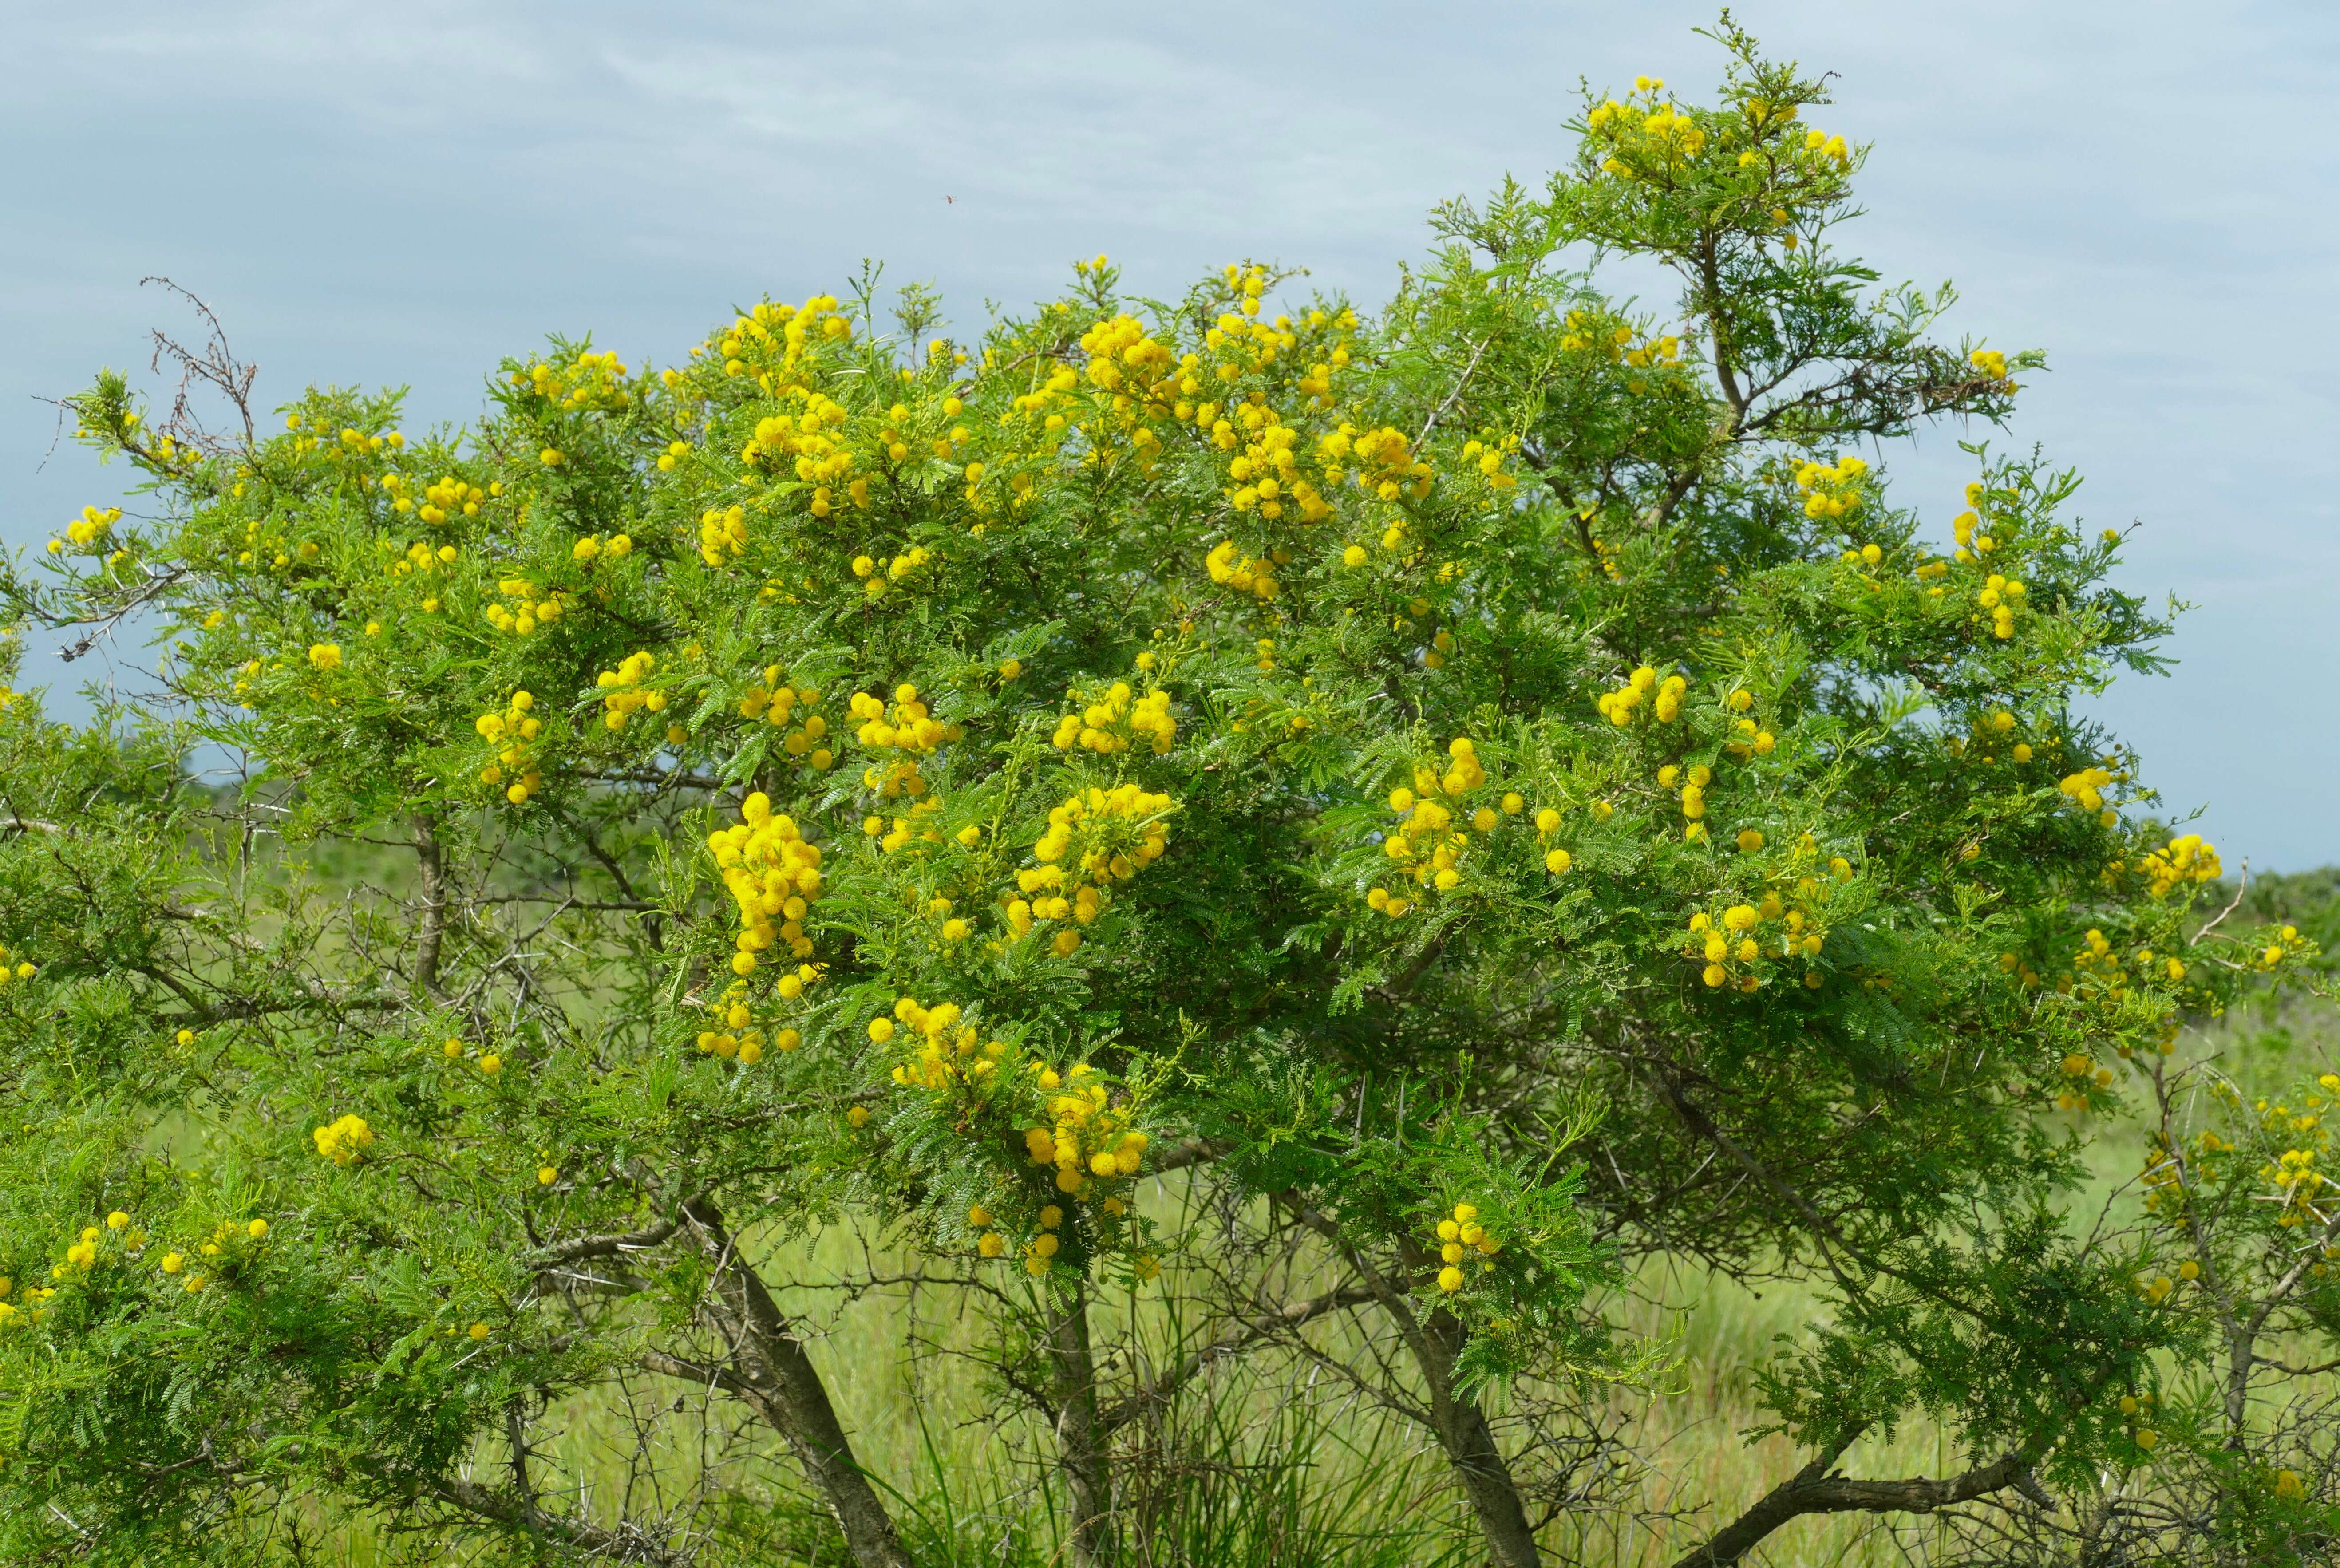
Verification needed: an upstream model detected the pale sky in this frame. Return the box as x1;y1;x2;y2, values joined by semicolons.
5;1;2336;869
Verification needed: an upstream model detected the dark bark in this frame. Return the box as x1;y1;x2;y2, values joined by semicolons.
1668;1441;2026;1568
1418;1303;1543;1568
682;1200;914;1568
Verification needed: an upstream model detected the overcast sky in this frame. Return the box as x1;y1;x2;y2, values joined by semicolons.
4;0;2335;869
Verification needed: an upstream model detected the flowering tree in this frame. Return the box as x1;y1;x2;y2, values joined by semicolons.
2;22;2332;1568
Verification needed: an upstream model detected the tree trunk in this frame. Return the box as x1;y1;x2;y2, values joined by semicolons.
684;1201;914;1568
1047;1281;1116;1568
1283;1197;1542;1568
1419;1306;1543;1568
411;812;448;998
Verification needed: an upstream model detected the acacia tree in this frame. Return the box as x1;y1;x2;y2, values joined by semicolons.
2;22;2333;1568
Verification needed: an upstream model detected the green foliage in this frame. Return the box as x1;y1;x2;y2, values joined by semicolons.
2;20;2334;1567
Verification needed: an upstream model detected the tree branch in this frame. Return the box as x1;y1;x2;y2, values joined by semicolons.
1668;1434;2028;1568
430;1473;681;1566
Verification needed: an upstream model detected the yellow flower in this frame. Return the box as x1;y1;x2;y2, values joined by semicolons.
312;1114;376;1165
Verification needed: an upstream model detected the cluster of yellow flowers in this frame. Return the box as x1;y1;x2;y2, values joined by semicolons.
698;295;851;387
1795;454;1868;522
693;975;807;1064
850;545;930;601
1557;313;1680;378
710;791;825;979
2108;1390;2163;1456
312;1114;375;1165
1942;709;2033;769
738;668;833;767
153;1216;269;1295
409;473;491;523
1659;762;1716;841
1079;312;1176;400
1684;857;1842;991
54;503;121;553
741;391;858;491
2259;924;2308;972
1589;79;1709;172
1020;1060;1148;1198
880;996;1003;1092
63;1227;104;1272
1365;739;1528;917
1971;571;2025;640
1323;423;1432;509
1050;680;1176;756
697;503;751;565
1798;125;1851;165
2259;1086;2334;1227
1968;348;2009;382
867;801;948;857
967;1202;1013;1259
1008;1200;1079;1276
1455;434;1524;496
1006;785;1174;953
2055;1051;2116;1112
571;530;633;565
849;683;957;798
1205;537;1282;600
514;348;632;413
0;1270;57;1327
2058;762;2121;825
474;690;544;805
595;651;665;732
388;537;459;604
854;991;1157;1277
2138;834;2222;897
1225;414;1327;521
1598;666;1686;727
1430;1201;1501;1292
1721;718;1778;762
1948;480;2011;567
484;576;568;636
0;944;38;987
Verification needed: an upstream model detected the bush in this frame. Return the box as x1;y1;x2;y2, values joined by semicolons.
1;21;2332;1568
